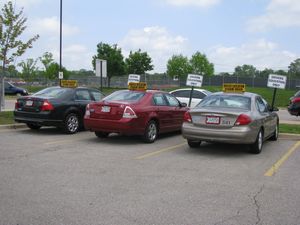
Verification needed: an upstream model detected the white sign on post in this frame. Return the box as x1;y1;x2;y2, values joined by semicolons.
95;59;107;78
267;74;287;89
58;71;63;79
186;74;203;87
128;74;140;84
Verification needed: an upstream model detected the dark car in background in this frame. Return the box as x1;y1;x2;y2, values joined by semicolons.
288;90;300;116
14;86;105;134
84;89;188;143
5;81;28;96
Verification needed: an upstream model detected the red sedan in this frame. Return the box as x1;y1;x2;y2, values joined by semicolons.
84;89;188;143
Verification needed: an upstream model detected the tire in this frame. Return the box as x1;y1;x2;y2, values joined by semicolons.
95;131;109;138
26;123;41;130
63;113;79;134
187;140;201;148
143;120;158;143
250;129;263;154
270;122;279;141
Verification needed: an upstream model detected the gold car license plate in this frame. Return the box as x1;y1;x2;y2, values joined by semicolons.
206;116;220;124
101;106;111;112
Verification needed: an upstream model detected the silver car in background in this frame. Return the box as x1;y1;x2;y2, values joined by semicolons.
182;92;279;154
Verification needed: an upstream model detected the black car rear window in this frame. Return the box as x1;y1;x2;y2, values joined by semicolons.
33;87;69;98
198;95;251;110
103;90;145;102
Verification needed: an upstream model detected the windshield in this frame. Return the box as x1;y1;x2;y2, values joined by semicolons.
197;95;251;110
33;87;69;98
103;90;145;102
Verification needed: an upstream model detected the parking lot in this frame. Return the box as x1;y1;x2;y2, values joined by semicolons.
0;127;300;225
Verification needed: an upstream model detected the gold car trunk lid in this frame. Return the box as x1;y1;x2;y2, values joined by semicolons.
190;111;242;128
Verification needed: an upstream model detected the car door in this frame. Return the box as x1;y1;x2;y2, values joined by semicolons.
164;93;187;130
152;93;171;132
255;96;276;138
75;89;92;115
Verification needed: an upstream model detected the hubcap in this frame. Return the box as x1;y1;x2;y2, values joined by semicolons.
258;131;263;150
148;123;157;141
68;115;78;132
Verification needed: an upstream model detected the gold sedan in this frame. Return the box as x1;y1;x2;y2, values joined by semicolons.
181;92;279;154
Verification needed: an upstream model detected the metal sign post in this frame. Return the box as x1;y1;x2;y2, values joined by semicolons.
96;59;107;92
186;74;203;107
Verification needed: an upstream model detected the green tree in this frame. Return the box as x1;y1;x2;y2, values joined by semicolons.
45;63;69;80
18;58;39;81
288;58;300;78
92;42;125;87
0;1;39;111
40;52;54;71
234;64;257;78
189;51;214;76
125;49;153;74
258;68;274;78
0;1;39;71
166;54;191;81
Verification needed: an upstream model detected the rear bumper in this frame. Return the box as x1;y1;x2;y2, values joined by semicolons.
182;122;258;144
14;111;63;127
84;117;145;135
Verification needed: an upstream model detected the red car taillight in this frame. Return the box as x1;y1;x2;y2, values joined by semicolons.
40;100;54;111
183;111;192;123
15;101;20;109
123;106;137;118
235;114;252;126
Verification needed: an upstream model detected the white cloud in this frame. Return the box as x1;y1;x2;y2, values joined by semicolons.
247;0;300;32
119;26;189;73
163;0;221;8
29;17;80;37
208;39;297;73
16;0;42;7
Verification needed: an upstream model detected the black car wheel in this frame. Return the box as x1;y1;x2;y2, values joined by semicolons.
26;123;41;130
187;140;201;148
250;129;263;154
64;113;79;134
95;131;109;138
143;120;158;143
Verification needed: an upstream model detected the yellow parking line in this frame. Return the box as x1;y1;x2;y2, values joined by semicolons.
135;142;186;160
264;141;300;177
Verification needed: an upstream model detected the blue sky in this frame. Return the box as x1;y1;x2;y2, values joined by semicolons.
2;0;300;73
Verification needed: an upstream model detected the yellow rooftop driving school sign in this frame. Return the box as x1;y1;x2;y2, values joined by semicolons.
60;80;78;88
222;83;246;93
128;82;147;91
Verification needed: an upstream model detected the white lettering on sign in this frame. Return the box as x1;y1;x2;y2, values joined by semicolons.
267;74;287;89
128;74;141;84
186;74;203;87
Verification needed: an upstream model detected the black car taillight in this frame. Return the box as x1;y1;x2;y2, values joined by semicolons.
40;100;54;111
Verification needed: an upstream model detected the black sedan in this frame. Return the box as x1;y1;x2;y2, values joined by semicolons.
14;86;105;134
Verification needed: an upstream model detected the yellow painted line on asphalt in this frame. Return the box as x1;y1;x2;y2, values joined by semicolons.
264;141;300;177
135;142;186;160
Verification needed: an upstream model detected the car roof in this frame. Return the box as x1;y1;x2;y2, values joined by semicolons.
211;91;259;98
170;88;208;92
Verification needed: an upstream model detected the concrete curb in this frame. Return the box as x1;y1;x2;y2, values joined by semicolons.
0;124;27;130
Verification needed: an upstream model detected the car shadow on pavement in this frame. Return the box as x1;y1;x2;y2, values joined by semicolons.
185;142;253;157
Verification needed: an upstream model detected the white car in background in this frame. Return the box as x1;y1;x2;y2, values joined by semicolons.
170;88;212;108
